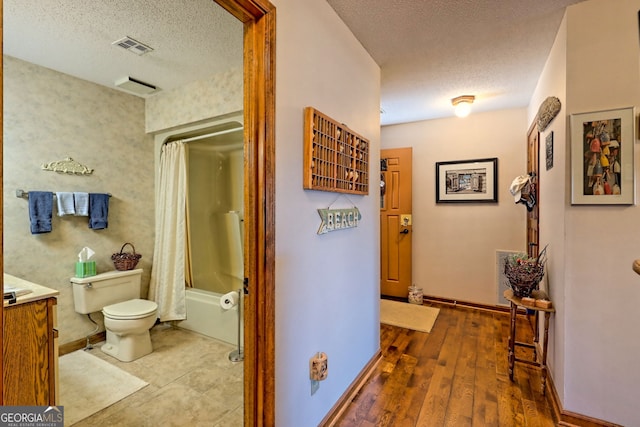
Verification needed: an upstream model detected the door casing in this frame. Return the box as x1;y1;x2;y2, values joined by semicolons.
380;147;413;298
0;3;277;425
214;1;277;426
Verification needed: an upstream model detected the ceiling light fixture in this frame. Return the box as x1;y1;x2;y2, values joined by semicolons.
452;95;475;118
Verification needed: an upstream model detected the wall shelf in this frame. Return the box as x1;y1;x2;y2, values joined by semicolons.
303;107;370;195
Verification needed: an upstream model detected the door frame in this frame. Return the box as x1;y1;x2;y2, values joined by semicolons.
214;1;276;426
0;1;277;425
380;147;413;298
526;121;540;258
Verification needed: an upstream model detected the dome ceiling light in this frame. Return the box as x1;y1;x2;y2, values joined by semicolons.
452;95;475;118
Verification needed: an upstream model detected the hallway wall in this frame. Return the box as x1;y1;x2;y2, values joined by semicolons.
381;108;528;305
271;0;381;425
527;6;568;417
559;1;640;424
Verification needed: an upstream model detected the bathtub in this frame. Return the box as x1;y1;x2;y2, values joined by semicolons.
178;288;244;346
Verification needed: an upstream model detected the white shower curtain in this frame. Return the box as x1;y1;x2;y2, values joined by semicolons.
149;141;188;321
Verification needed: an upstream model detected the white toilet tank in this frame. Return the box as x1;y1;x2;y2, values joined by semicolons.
71;269;143;314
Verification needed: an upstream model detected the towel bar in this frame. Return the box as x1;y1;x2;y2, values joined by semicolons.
16;189;112;199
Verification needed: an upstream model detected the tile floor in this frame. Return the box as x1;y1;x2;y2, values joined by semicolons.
71;323;243;427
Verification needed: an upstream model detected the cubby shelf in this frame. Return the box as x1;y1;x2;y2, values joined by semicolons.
303;107;370;195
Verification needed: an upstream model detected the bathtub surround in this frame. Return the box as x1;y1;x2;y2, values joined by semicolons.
150;119;245;344
184;128;245;295
180;288;244;346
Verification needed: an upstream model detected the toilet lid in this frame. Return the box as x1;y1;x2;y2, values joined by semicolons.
103;298;158;320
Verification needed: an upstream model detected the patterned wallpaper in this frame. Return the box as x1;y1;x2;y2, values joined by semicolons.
145;67;243;133
4;55;243;346
3;56;155;345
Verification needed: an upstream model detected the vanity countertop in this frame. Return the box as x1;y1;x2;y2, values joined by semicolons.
3;273;59;307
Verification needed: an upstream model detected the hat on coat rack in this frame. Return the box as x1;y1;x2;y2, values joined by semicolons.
509;174;532;203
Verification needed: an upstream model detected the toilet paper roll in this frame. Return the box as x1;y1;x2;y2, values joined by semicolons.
220;291;239;310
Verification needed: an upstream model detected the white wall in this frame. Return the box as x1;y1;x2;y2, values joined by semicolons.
271;0;381;425
381;109;527;305
560;1;640;424
527;8;568;412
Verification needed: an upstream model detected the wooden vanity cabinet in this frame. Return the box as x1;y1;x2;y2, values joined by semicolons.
3;296;58;405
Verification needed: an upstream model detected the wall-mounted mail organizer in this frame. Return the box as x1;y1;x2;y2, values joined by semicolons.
15;189;112;199
303;107;370;195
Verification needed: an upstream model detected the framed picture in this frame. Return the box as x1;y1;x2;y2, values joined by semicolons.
545;132;554;171
435;158;498;203
570;107;635;205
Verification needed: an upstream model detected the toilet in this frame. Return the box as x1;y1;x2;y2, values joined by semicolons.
70;269;158;362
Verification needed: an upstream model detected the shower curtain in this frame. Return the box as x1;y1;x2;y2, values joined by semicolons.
149;141;188;321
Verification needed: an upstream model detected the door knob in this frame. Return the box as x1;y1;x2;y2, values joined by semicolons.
400;228;409;234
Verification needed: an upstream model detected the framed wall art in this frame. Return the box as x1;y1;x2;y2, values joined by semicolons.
435;157;498;203
570;106;635;205
545;132;554;171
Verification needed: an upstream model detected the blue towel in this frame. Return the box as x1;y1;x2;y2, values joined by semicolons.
88;193;110;230
28;191;53;234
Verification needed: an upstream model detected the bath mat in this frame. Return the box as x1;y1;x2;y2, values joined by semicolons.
380;299;440;333
58;350;148;425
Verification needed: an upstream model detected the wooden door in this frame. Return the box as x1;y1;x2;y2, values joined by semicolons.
380;148;412;298
527;123;540;258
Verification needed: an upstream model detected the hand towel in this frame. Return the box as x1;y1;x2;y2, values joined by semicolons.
73;192;89;216
28;191;54;234
56;192;75;216
88;193;110;230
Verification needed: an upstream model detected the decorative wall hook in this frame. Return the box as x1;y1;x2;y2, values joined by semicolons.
41;157;94;175
537;96;561;131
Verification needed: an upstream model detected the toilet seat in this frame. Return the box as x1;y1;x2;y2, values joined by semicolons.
103;298;157;320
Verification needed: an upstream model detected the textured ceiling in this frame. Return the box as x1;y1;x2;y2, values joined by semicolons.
3;0;243;97
4;0;586;126
327;0;586;125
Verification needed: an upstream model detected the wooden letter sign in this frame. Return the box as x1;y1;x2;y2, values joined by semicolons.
317;208;361;234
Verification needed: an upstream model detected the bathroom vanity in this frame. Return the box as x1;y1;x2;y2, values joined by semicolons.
3;274;59;405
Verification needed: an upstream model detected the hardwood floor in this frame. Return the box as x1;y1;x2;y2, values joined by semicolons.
334;303;556;426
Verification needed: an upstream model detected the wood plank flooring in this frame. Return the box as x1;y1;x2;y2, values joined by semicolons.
334;303;556;427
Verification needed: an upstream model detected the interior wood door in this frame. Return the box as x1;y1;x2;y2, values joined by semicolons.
527;123;540;258
380;148;412;298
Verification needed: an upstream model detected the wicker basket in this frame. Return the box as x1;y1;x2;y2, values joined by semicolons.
504;246;548;298
111;243;142;271
504;260;545;298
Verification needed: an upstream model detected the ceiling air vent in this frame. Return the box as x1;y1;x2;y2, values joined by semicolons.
115;76;157;95
112;36;154;56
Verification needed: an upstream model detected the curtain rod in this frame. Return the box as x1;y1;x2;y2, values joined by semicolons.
171;126;244;144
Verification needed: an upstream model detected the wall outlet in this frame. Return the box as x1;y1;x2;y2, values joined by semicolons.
310;352;328;381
